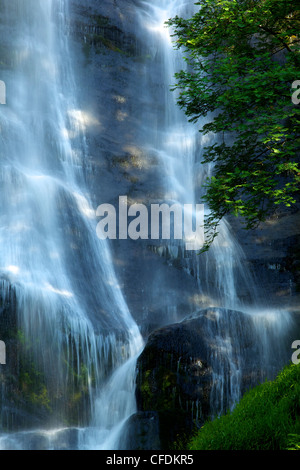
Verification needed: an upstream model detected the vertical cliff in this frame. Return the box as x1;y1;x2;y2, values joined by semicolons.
68;0;300;328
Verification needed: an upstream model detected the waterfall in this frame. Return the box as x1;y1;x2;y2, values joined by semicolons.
136;0;259;309
136;0;293;416
0;0;143;450
0;0;294;451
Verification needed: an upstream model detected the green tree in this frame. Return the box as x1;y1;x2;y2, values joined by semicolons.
167;0;300;250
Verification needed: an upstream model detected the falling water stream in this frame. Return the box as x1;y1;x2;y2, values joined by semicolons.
136;0;293;416
0;0;294;450
0;0;143;450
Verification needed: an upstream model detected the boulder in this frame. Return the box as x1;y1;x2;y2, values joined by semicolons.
134;307;294;449
121;411;161;451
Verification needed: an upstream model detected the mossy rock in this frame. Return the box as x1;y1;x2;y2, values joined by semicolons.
0;282;94;431
135;307;293;449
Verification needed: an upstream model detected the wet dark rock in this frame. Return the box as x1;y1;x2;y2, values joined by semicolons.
135;307;297;449
228;204;300;312
121;411;161;451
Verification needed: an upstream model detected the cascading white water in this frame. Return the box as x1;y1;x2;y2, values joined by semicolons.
0;0;294;451
0;0;143;450
137;0;258;310
136;0;293;416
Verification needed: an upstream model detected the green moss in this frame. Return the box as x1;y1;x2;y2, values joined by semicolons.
188;362;300;450
29;385;51;411
92;34;124;54
18;358;52;413
140;364;178;412
9;329;93;424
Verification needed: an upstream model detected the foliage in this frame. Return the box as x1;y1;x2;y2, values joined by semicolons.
188;362;300;450
167;0;300;250
286;433;300;450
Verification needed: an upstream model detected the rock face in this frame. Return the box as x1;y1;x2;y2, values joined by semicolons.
133;307;296;449
0;280;93;431
66;0;300;331
228;204;300;314
66;0;216;333
121;411;161;451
